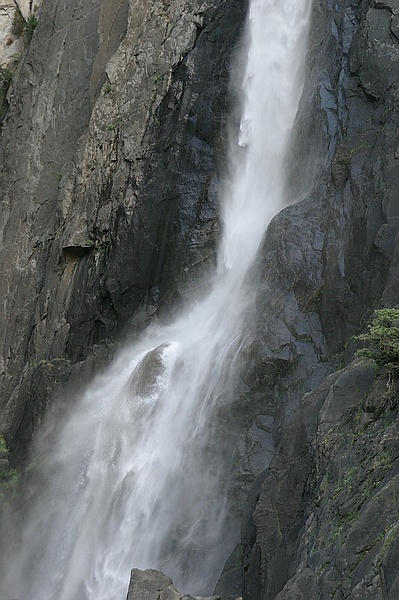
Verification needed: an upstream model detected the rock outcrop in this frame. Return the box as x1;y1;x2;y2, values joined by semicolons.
0;0;41;123
126;569;183;600
0;0;41;69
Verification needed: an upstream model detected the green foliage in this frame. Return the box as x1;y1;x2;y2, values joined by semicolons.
356;309;399;378
12;4;38;42
0;468;19;501
25;14;38;41
0;467;17;485
0;435;7;451
0;68;12;87
0;67;13;119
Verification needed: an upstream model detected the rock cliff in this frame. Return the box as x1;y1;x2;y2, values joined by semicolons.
0;0;399;599
0;0;246;463
242;360;399;600
235;0;399;598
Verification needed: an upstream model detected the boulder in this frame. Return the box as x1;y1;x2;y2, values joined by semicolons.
126;569;181;600
126;568;228;600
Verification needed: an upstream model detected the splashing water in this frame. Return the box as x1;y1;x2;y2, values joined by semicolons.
1;1;311;598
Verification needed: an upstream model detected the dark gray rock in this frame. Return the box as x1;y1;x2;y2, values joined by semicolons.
235;0;399;597
0;0;247;465
242;360;399;600
0;458;9;473
350;3;399;99
213;544;243;599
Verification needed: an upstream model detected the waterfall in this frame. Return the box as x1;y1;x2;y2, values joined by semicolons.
1;1;310;598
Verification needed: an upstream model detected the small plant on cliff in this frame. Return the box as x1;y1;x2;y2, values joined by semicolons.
356;308;399;382
12;3;38;42
25;14;38;41
0;69;12;120
0;68;12;87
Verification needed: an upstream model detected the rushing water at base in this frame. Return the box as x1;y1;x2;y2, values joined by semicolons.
1;1;311;598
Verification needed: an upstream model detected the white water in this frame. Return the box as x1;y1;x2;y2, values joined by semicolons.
1;1;310;598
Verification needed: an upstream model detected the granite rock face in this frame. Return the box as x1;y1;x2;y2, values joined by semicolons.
0;0;246;463
242;361;399;600
235;0;399;598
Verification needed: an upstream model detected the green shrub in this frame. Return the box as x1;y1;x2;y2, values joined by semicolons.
0;68;12;121
25;14;38;41
0;68;12;87
12;5;38;42
356;308;399;379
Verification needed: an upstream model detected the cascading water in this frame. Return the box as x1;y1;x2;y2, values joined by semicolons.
1;1;311;598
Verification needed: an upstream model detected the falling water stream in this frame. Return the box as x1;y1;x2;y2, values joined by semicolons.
1;1;311;598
